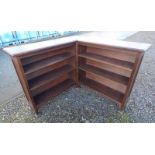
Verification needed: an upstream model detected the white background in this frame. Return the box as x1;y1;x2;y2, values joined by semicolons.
1;124;155;155
0;0;155;30
0;0;155;155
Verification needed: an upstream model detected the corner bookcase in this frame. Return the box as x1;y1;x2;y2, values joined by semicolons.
7;41;145;113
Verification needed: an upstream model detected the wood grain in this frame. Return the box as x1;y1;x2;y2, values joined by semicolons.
5;39;147;113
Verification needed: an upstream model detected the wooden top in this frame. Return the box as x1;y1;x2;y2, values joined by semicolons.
78;36;151;52
1;36;77;57
1;34;151;57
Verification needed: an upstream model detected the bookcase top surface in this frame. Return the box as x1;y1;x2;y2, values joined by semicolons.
2;33;151;56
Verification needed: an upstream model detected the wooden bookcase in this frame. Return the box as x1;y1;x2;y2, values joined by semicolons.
12;43;77;113
3;38;150;113
77;42;144;109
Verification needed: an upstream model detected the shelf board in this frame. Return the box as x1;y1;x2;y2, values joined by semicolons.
80;76;124;105
79;52;133;71
86;51;134;69
21;48;69;66
26;59;69;80
86;59;132;78
86;46;137;63
86;71;127;94
79;64;129;85
24;52;74;74
29;65;74;96
34;79;74;105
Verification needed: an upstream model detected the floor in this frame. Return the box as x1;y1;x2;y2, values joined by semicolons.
0;52;23;104
0;31;155;123
124;31;155;122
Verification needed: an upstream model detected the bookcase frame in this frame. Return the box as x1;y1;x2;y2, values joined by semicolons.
9;41;144;113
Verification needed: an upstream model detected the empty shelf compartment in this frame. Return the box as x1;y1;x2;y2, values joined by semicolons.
79;64;129;85
29;65;74;96
24;52;74;74
34;79;75;105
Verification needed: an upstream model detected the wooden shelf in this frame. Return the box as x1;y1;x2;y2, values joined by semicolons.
21;48;69;66
80;76;124;105
26;59;69;80
24;52;73;74
81;52;134;69
79;64;129;85
86;46;137;63
79;53;132;78
86;71;127;94
34;79;74;105
86;59;132;78
79;65;127;94
29;65;74;96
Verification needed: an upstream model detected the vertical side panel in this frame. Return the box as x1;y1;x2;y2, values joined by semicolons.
75;42;80;86
12;56;38;113
121;52;144;109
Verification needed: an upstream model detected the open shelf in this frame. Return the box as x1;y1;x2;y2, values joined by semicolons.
86;46;137;63
29;65;74;96
79;64;129;85
26;59;69;80
79;52;133;71
85;59;132;78
80;75;124;105
86;71;127;94
34;79;75;105
21;48;70;66
24;52;74;74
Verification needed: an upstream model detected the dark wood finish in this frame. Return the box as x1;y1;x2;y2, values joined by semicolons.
26;59;69;80
86;46;137;63
8;40;146;113
86;59;132;78
11;57;38;113
75;42;80;86
24;53;73;74
86;71;126;94
21;46;73;66
79;72;124;105
80;51;134;69
120;52;144;109
79;52;132;77
10;44;76;112
29;65;73;96
34;79;74;106
14;42;75;58
78;42;144;109
79;64;129;85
